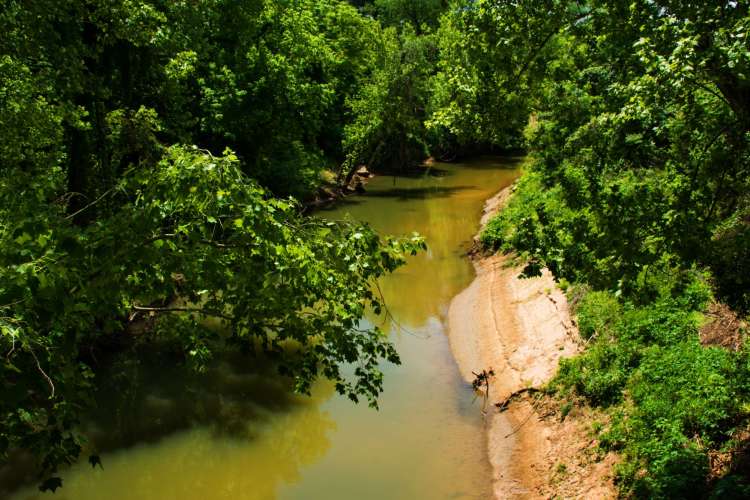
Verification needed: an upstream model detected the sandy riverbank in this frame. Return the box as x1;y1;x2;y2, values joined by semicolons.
447;186;616;499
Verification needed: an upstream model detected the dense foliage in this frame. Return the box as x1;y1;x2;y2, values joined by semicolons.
0;0;426;487
4;0;750;496
480;1;750;497
427;0;564;152
551;284;750;498
2;0;394;201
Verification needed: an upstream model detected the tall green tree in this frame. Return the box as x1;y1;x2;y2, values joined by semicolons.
427;0;577;155
479;1;750;496
483;0;750;308
343;24;438;176
0;0;426;486
373;0;446;32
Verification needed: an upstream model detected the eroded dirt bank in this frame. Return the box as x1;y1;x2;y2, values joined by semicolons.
447;187;616;499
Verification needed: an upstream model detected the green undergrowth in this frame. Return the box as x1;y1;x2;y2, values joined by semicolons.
482;177;750;498
553;287;750;498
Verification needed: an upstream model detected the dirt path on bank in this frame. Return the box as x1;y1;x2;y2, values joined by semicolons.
447;187;616;499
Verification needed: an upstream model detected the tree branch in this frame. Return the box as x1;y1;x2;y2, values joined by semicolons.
494;387;542;412
64;187;117;221
28;347;55;399
132;305;234;320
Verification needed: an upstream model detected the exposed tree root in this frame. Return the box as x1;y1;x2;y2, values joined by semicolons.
494;387;542;412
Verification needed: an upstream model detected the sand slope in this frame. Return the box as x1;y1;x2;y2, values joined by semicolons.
447;187;615;499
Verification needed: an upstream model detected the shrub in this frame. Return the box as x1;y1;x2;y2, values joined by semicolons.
553;283;750;497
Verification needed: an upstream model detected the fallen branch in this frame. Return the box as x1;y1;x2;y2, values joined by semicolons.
472;368;495;414
495;387;542;412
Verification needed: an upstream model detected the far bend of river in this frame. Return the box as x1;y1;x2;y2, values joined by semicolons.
6;158;521;500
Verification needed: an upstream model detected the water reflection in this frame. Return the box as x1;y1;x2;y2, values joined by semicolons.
339;158;521;327
360;185;478;201
8;353;336;500
6;157;520;500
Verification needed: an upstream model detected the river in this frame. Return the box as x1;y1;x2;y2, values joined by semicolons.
7;157;520;500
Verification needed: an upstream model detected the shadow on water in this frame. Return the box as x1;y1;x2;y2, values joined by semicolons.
88;350;309;448
316;185;478;211
317;197;364;211
375;165;454;179
363;185;477;202
1;348;336;499
318;157;523;212
379;156;523;178
454;155;525;170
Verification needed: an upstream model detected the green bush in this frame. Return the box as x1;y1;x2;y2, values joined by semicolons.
629;343;744;446
574;290;621;340
552;283;750;498
620;431;709;500
555;341;636;406
710;475;750;500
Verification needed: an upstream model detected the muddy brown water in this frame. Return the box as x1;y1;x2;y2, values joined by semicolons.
7;158;520;500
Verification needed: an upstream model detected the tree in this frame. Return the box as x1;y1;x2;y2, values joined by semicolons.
478;1;750;495
374;0;446;32
482;0;750;308
0;0;425;484
427;0;575;155
342;24;438;176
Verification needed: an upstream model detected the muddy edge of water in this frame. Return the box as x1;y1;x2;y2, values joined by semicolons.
447;186;617;499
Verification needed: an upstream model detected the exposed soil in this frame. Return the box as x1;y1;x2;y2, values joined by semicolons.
700;302;747;351
447;186;617;499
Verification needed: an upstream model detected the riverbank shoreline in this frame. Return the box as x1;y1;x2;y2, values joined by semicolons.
447;185;617;498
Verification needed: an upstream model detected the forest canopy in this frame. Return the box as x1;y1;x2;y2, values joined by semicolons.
1;0;429;485
478;1;750;497
2;0;750;497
